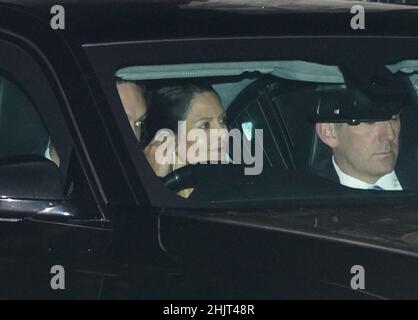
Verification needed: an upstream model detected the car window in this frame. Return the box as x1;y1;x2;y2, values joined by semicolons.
0;74;60;166
114;60;418;208
0;63;99;218
0;40;98;219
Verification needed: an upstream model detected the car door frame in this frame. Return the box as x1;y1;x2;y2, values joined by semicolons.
0;27;115;298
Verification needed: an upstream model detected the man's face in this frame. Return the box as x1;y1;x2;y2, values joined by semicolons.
329;115;401;184
116;81;147;141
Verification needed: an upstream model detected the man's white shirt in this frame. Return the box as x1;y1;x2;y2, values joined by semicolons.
332;157;403;191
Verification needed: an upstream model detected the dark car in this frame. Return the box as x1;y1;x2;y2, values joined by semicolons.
1;0;418;299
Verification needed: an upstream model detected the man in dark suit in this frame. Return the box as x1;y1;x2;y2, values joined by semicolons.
312;87;418;191
312;150;418;191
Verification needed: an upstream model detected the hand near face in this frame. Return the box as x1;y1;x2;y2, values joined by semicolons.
116;81;147;141
143;137;173;177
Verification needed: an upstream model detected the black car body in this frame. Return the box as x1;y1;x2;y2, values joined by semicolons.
1;0;418;299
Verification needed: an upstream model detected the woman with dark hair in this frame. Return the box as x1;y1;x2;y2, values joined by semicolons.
144;84;228;198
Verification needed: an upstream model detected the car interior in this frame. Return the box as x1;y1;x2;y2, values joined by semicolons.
115;60;418;203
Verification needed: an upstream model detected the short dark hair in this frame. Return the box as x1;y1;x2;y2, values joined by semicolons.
144;83;218;145
116;79;148;104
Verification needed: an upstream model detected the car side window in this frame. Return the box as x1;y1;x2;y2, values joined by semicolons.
111;60;418;209
0;74;59;165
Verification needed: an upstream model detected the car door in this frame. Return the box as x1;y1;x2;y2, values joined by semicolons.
0;34;114;298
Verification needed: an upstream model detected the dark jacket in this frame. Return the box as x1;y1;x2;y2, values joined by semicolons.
311;156;418;191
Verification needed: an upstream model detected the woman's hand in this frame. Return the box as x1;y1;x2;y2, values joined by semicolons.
144;138;173;177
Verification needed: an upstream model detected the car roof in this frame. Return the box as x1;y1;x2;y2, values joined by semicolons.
1;0;418;44
2;0;417;11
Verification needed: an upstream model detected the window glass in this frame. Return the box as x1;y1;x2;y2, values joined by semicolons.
0;74;59;166
115;60;418;205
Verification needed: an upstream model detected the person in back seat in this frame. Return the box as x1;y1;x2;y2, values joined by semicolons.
116;80;148;142
44;80;148;168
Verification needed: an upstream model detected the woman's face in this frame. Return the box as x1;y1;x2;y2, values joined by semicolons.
177;91;228;164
